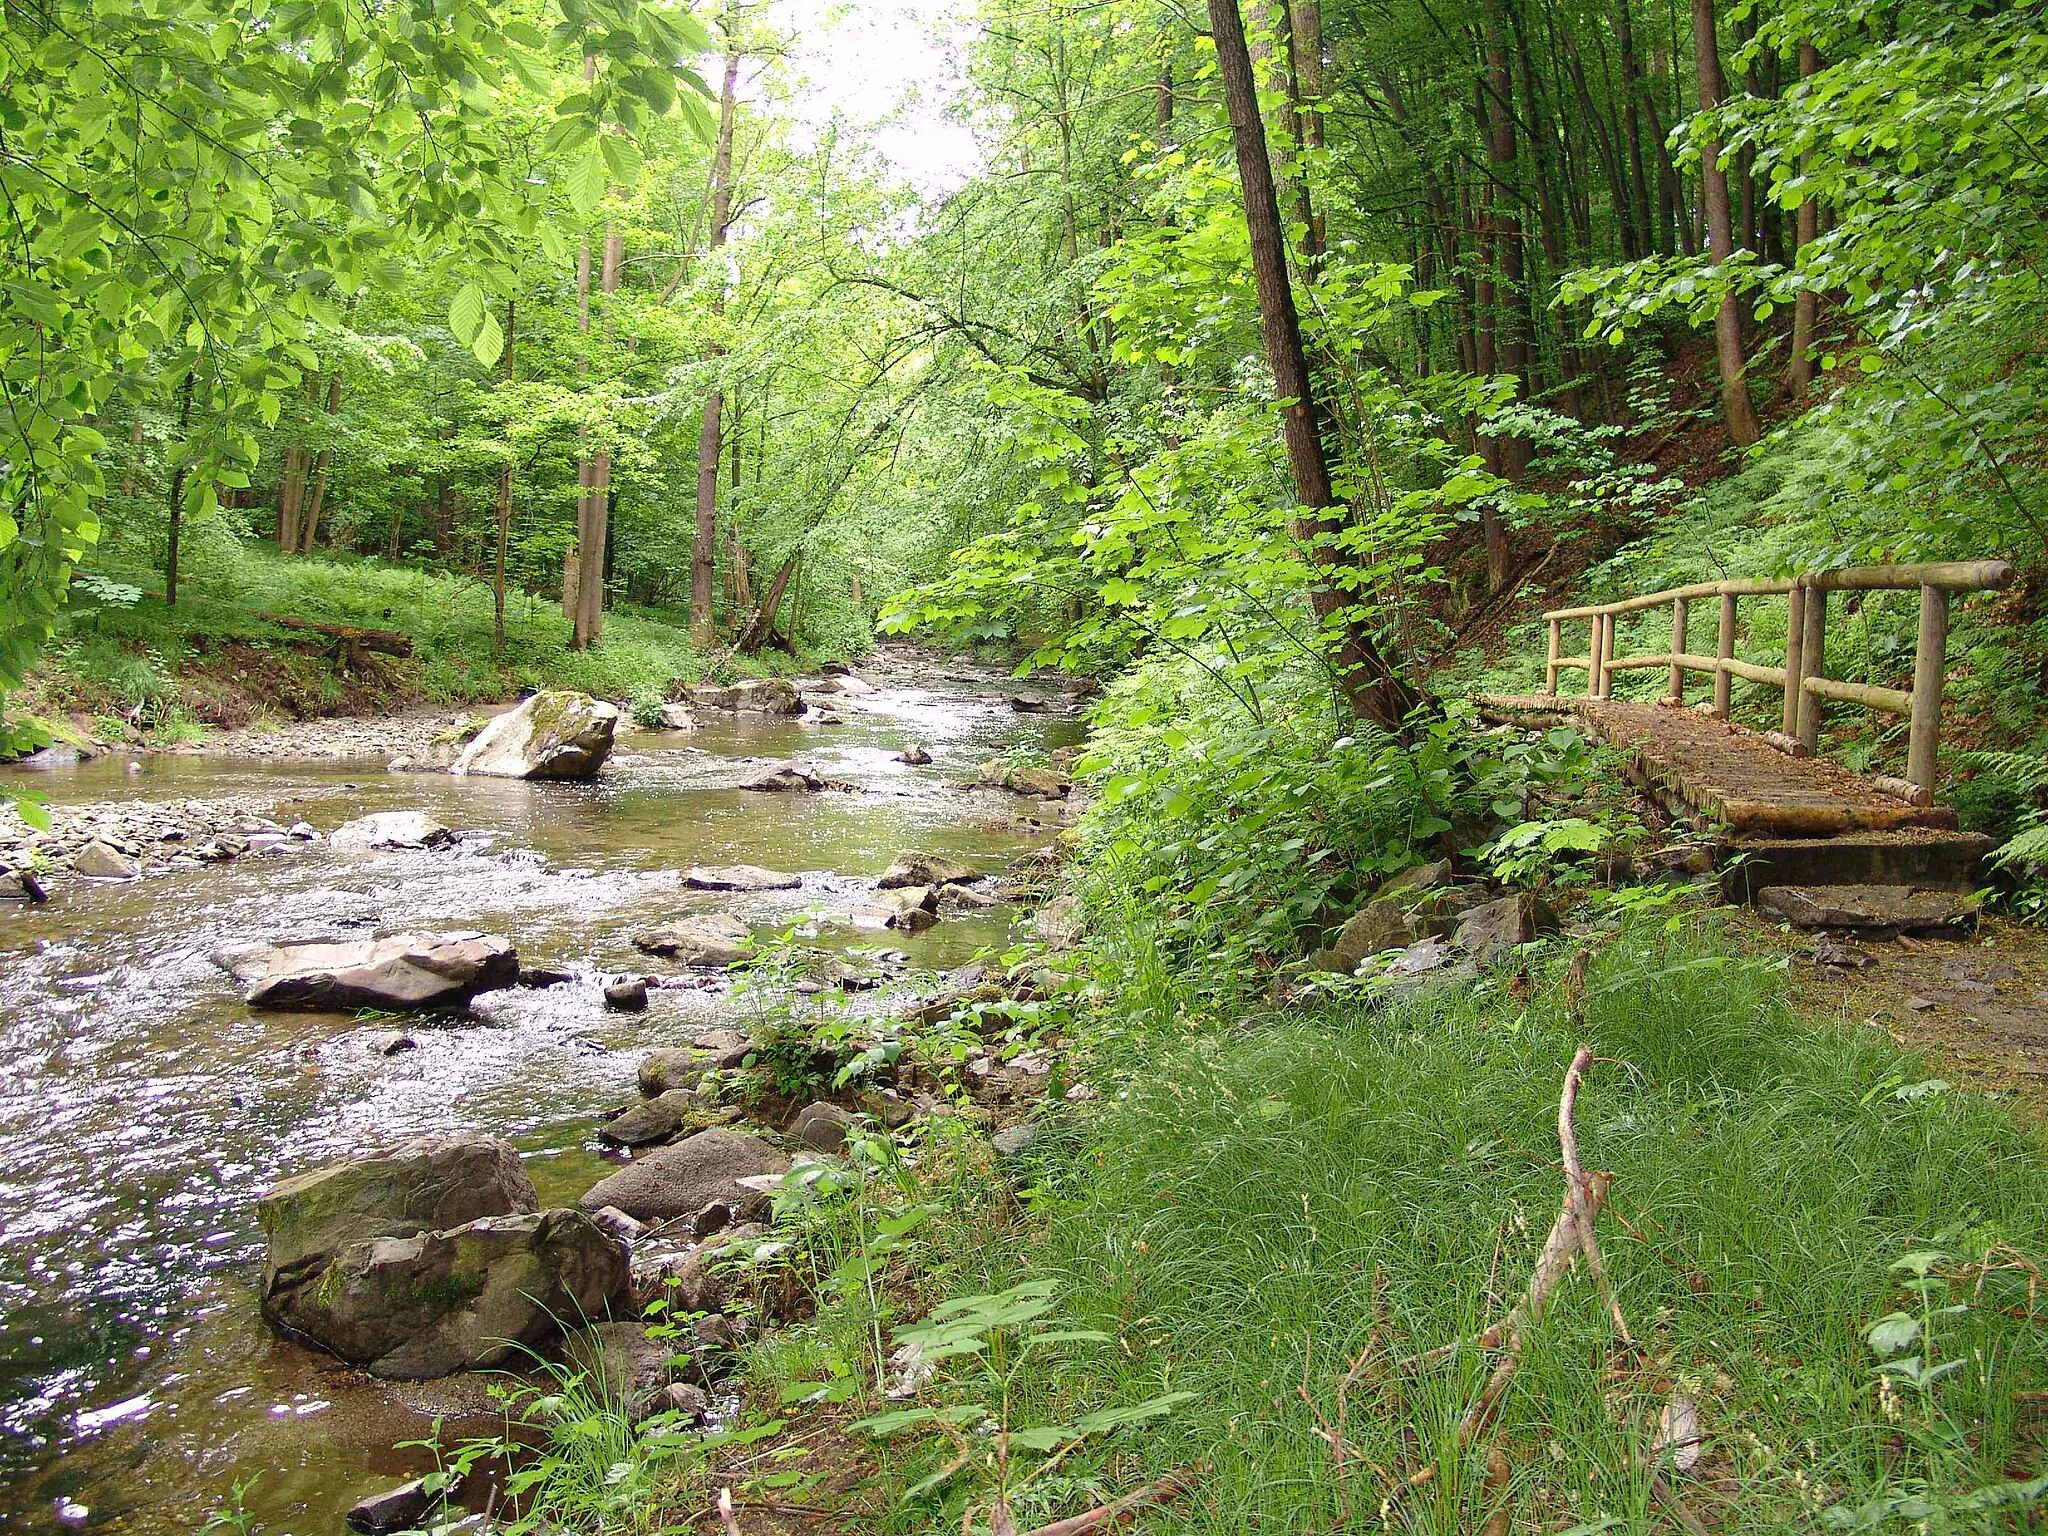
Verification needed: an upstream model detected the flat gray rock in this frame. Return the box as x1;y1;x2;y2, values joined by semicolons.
245;931;518;1012
1757;884;1980;934
633;913;752;966
329;811;452;854
683;864;802;892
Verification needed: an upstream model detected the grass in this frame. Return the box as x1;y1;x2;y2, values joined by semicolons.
748;915;2048;1533
25;540;813;731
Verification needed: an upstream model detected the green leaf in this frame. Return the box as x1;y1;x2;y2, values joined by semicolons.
470;309;505;369
448;282;486;345
566;153;607;216
599;134;642;188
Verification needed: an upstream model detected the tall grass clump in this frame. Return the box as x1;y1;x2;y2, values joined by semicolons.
873;919;2048;1532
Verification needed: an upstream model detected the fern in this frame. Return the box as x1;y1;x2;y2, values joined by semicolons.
1992;821;2048;870
1955;749;2048;799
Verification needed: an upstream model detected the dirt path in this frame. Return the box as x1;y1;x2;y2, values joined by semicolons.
1773;915;2048;1119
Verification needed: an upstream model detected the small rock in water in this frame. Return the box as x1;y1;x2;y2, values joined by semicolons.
245;932;518;1012
328;811;452;854
576;1129;791;1224
598;1088;704;1148
588;1205;647;1244
346;1479;438;1535
604;977;651;1013
897;741;932;766
878;851;979;889
738;761;824;794
1007;694;1050;713
519;964;578;989
368;1031;417;1057
72;841;141;880
633;914;752;968
657;702;697;732
683;864;802;893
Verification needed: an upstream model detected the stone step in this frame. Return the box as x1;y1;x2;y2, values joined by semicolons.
1719;829;1992;901
1755;883;1981;936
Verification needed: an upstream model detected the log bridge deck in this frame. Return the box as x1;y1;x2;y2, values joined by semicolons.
1475;560;2013;900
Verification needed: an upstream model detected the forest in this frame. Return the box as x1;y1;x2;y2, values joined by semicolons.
5;0;2048;1527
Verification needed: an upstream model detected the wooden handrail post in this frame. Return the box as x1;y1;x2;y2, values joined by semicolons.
1797;584;1827;750
1585;616;1600;698
1545;617;1561;695
1907;583;1949;792
1668;595;1688;705
1598;612;1616;699
1714;592;1735;717
1781;581;1806;736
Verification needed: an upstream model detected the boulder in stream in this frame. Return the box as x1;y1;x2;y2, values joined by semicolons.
576;1128;790;1225
730;677;803;715
598;1088;706;1148
244;931;519;1011
683;864;802;892
632;914;752;967
329;811;452;854
897;742;932;766
449;691;618;780
266;1207;627;1378
877;851;979;889
738;761;825;793
257;1134;538;1293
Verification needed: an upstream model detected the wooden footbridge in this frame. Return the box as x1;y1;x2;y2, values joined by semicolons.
1476;560;2014;911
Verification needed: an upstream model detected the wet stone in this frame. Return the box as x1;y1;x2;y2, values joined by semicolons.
604;978;651;1013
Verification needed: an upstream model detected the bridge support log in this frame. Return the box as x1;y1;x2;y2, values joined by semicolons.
1908;584;1950;793
1715;593;1735;718
1545;618;1561;695
1781;582;1806;737
1668;597;1689;705
1798;586;1827;751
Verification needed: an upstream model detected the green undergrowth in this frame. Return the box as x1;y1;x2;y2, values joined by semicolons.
22;542;818;732
824;918;2048;1533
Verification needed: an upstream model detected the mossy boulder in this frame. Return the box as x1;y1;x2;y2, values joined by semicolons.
265;1208;627;1378
257;1133;538;1297
449;691;618;780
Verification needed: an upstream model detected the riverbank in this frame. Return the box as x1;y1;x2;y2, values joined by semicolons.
8;544;851;758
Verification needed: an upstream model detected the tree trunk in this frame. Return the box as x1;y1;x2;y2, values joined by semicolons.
737;551;797;654
567;55;598;642
165;370;195;607
276;445;308;552
1786;39;1821;394
494;299;517;660
691;35;742;648
574;227;621;648
1207;0;1413;727
1692;0;1762;446
1286;0;1326;262
295;296;354;554
1616;0;1654;258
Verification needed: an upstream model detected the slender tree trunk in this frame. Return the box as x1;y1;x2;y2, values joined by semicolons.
567;54;598;638
1692;0;1762;446
737;551;797;654
1286;0;1327;261
1616;0;1654;257
276;445;307;551
1207;0;1413;727
296;296;353;554
574;228;621;648
1786;39;1821;394
691;36;742;648
494;299;517;660
165;370;195;607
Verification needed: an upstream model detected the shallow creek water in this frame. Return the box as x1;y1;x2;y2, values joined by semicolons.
0;669;1080;1533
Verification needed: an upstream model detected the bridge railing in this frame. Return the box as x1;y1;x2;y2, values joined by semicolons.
1542;560;2014;794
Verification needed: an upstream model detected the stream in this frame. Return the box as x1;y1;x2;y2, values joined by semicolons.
0;658;1081;1533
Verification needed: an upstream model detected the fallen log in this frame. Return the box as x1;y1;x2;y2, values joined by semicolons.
252;611;414;657
131;591;414;658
